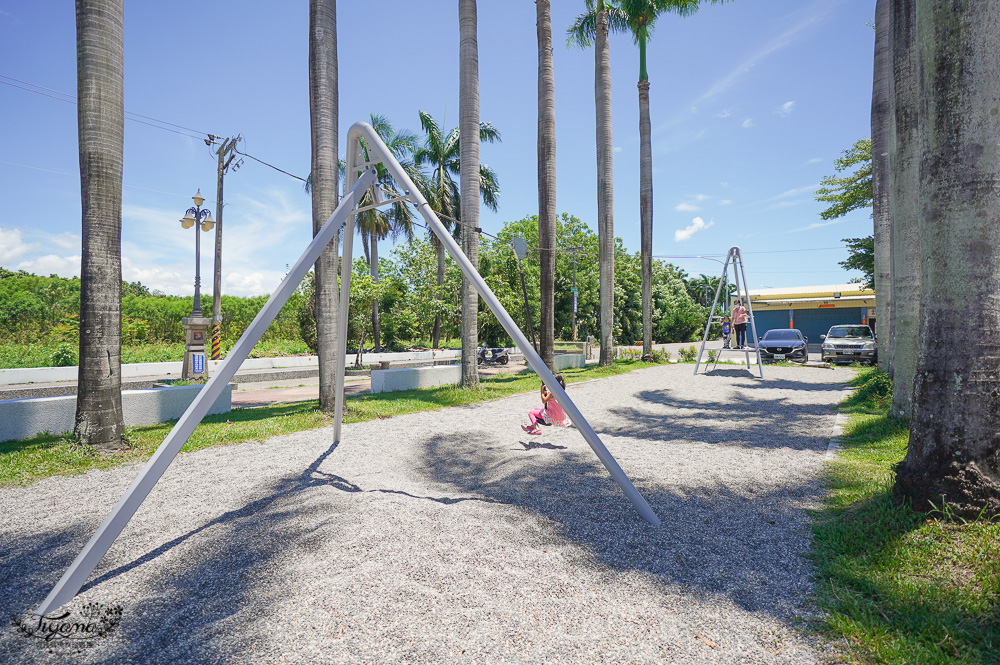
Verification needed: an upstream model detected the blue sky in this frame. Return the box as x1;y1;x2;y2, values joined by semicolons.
0;0;875;297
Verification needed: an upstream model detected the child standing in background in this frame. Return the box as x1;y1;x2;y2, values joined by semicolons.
722;316;732;349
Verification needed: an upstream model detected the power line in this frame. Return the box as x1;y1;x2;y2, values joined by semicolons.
1;73;211;140
233;148;306;183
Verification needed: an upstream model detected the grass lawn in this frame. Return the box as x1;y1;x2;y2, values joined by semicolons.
0;359;652;488
811;367;1000;664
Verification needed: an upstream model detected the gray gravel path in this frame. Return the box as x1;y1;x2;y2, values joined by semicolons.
1;363;853;664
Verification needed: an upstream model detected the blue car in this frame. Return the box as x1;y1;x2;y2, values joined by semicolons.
756;328;809;363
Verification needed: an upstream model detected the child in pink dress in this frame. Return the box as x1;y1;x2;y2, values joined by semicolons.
522;374;571;435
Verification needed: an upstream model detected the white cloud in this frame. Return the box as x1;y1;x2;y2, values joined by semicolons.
613;146;623;153
747;183;821;207
805;157;823;165
0;227;36;265
674;216;715;242
17;254;80;278
692;193;710;202
783;219;847;234
715;109;733;118
48;232;81;251
691;4;830;108
674;202;702;212
774;101;796;117
741;118;754;129
720;199;733;206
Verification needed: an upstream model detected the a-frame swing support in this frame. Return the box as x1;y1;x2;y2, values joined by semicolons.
35;122;659;618
693;246;764;378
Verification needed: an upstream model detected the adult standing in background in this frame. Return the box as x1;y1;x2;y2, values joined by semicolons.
732;299;749;349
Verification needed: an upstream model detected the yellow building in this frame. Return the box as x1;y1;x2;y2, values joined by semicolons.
743;284;876;346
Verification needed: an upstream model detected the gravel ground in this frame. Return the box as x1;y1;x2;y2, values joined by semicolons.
1;363;854;664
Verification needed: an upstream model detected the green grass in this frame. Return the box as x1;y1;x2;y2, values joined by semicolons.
0;339;314;369
0;359;654;488
811;367;1000;664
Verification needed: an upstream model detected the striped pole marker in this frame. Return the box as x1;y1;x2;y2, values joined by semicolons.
211;324;221;360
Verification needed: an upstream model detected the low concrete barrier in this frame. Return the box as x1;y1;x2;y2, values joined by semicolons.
525;354;586;373
370;365;462;394
0;384;232;443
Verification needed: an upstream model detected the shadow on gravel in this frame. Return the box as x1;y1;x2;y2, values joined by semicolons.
419;429;818;622
606;386;838;451
1;442;354;664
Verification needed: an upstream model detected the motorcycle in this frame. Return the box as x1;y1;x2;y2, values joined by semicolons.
477;346;510;366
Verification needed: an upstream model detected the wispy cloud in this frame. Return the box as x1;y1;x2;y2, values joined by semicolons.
675;216;715;242
613;146;623;153
690;4;831;109
746;183;821;208
674;202;702;212
715;108;734;118
741;118;754;129
774;101;795;117
720;199;733;206
805;157;823;165
782;218;847;234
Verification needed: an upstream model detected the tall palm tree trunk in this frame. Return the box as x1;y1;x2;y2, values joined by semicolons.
370;233;380;351
595;3;615;367
74;0;125;450
894;0;1000;518
459;0;480;387
889;0;919;418
308;0;340;412
537;0;557;371
871;0;893;376
638;73;653;359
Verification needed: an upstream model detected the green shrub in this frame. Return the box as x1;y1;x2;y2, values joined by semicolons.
678;345;698;362
49;343;78;367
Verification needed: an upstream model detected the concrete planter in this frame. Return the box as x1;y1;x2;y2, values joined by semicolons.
370;365;462;394
0;383;232;443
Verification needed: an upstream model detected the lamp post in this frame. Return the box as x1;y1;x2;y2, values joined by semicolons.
180;190;215;379
180;189;215;317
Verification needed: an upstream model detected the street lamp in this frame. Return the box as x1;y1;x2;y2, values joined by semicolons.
179;190;215;380
180;189;215;317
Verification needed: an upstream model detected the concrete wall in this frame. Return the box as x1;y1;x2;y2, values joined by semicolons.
525;354;586;372
370;365;462;394
0;349;463;386
0;384;232;443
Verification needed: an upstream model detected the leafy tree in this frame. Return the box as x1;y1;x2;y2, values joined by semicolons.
839;237;874;290
815;138;872;220
412;110;500;348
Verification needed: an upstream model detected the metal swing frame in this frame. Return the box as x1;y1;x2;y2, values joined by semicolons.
34;121;659;617
693;246;764;378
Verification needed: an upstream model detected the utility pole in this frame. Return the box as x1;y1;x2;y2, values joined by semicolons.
568;246;581;341
209;135;242;360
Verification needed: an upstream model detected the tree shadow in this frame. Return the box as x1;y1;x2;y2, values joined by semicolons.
417;428;823;620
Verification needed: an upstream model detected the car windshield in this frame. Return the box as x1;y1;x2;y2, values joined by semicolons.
762;330;802;341
828;326;873;339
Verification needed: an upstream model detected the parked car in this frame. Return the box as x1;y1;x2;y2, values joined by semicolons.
756;328;809;363
820;325;877;365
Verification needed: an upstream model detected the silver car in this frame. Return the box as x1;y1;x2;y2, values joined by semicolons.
820;325;877;365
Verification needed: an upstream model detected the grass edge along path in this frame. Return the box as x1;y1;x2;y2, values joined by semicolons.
0;359;654;489
810;367;999;665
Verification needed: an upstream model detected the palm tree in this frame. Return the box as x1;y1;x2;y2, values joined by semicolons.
537;0;558;371
353;113;422;351
308;0;340;412
889;0;919;418
74;0;126;451
412;110;500;349
567;0;615;366
570;0;727;362
871;0;892;376
894;0;1000;519
459;0;481;387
